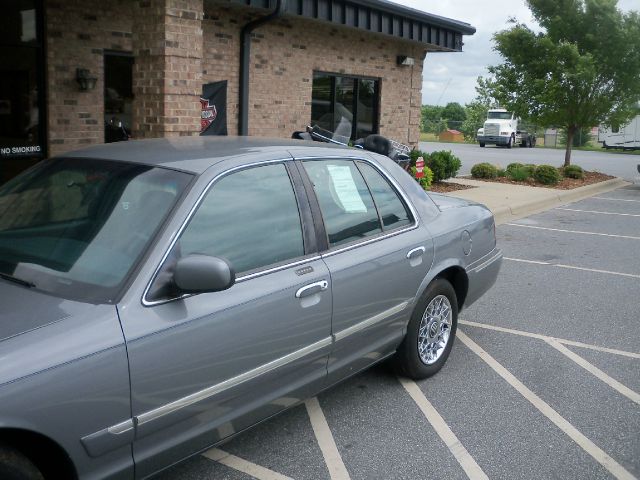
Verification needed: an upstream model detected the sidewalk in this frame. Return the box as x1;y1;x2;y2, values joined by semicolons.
443;177;630;225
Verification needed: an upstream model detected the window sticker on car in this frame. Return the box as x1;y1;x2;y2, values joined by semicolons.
326;165;367;213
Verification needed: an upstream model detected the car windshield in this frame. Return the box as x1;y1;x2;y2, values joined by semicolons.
487;111;513;120
0;158;192;303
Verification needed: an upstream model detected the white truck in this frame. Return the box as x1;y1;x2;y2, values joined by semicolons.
476;109;536;148
598;115;640;150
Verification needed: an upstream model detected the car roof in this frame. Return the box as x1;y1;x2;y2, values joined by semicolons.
60;136;351;174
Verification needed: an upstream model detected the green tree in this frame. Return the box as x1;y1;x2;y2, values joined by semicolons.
420;105;443;133
488;0;640;166
461;77;497;140
559;126;592;147
441;102;467;129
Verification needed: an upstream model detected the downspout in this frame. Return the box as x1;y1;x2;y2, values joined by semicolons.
239;0;285;136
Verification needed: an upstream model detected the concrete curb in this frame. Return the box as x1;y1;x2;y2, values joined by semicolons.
495;178;630;225
449;178;630;225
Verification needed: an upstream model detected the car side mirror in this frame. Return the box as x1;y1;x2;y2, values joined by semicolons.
173;254;235;294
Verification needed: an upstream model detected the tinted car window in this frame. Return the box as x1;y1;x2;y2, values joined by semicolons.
0;158;191;303
178;164;304;274
357;162;412;230
303;160;382;247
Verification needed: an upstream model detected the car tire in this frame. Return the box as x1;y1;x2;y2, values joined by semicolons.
0;446;44;480
479;142;485;147
507;135;513;149
395;278;458;380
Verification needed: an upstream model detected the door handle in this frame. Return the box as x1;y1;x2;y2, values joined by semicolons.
406;246;426;260
296;280;328;298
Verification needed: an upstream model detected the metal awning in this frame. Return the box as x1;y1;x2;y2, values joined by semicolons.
219;0;476;51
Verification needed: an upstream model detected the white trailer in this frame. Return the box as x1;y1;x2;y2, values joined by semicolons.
598;115;640;150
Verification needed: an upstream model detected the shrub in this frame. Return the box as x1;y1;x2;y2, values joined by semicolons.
534;165;561;185
497;168;507;177
508;166;531;181
506;162;524;175
471;162;498;179
411;165;434;190
427;150;462;182
563;165;584;179
524;164;538;176
410;149;426;164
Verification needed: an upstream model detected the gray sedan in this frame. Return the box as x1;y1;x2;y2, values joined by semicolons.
0;137;501;479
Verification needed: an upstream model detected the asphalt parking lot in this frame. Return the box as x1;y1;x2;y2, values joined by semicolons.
156;185;640;480
418;141;640;181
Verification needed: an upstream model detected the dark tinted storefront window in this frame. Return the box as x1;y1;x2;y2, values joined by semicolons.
0;0;45;183
311;72;379;141
104;52;134;143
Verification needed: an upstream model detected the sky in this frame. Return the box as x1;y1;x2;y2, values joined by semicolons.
392;0;639;107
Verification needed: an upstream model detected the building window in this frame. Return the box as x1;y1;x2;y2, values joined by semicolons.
104;51;134;143
311;72;379;141
0;0;46;182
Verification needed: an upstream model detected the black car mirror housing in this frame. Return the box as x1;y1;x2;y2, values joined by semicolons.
173;255;235;294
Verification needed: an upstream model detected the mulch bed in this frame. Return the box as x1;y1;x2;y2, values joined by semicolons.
471;170;615;190
429;181;476;193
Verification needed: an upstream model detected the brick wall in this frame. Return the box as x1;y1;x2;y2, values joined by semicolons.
132;0;203;138
46;1;427;155
46;0;133;156
202;5;427;146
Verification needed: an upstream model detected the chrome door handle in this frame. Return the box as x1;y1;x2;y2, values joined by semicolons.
406;246;426;259
296;280;328;298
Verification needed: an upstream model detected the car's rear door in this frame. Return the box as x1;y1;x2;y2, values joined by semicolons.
296;157;433;384
117;161;332;477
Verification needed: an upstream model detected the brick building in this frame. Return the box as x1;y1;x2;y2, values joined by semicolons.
0;0;474;181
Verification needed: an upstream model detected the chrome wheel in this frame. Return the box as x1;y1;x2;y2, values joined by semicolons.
417;295;452;365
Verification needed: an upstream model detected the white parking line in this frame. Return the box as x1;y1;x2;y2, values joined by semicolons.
459;320;640;359
555;207;640;217
399;377;489;480
504;257;640;279
545;339;640;405
305;397;351;480
593;197;640;203
202;448;293;480
457;330;636;480
504;223;640;240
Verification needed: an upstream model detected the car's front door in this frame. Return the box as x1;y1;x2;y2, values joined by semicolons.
298;158;433;383
117;162;332;477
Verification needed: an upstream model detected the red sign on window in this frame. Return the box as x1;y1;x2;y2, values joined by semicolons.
415;157;425;179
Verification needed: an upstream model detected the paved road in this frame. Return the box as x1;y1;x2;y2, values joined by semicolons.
419;141;640;181
156;185;640;480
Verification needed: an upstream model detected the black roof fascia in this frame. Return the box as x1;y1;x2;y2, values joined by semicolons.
224;0;476;51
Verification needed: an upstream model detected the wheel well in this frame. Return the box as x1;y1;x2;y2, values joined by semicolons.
0;429;77;480
435;267;468;311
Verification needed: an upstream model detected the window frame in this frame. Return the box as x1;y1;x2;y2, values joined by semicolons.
311;71;380;141
142;159;319;307
294;156;418;256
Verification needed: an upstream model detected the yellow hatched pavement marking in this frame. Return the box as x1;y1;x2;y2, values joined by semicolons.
545;339;640;405
459;320;640;359
458;330;636;480
305;397;351;480
202;448;294;480
399;377;489;480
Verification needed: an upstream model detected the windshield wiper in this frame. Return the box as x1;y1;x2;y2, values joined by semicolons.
0;272;36;288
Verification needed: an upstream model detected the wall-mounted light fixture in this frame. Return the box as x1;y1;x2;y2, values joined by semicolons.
397;56;415;66
76;68;97;91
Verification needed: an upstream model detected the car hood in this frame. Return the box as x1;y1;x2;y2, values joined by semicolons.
0;280;85;342
428;193;479;211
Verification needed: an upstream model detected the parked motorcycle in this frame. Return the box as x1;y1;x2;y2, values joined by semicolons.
292;124;411;169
